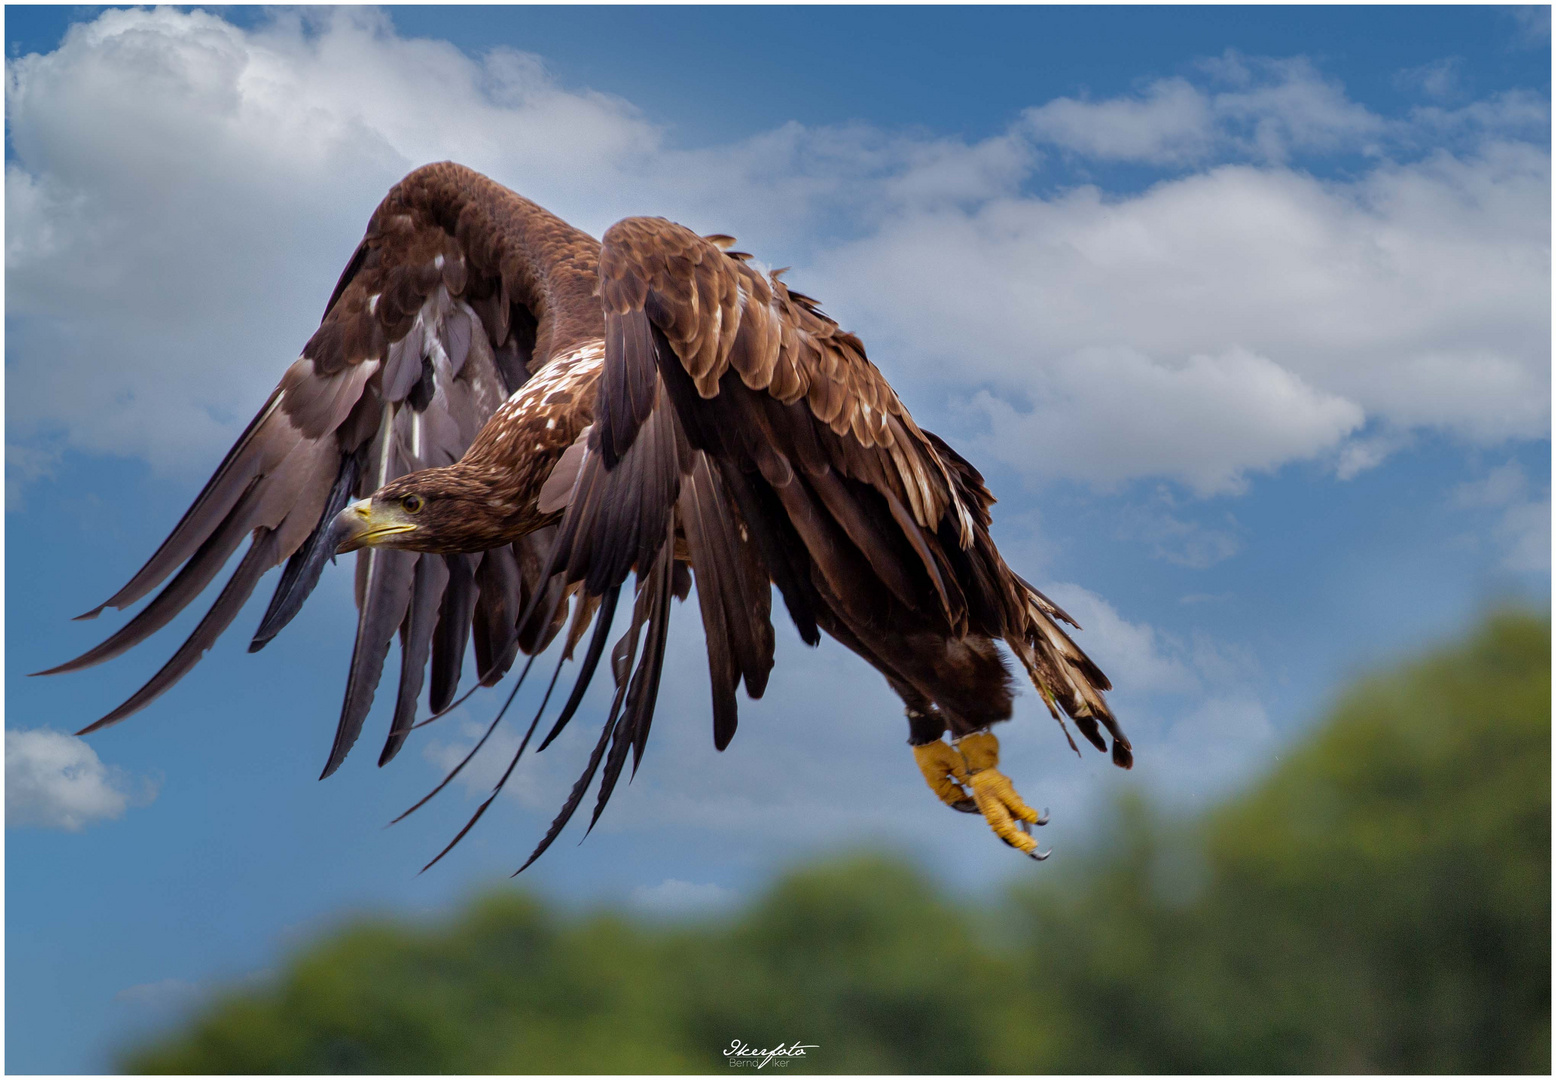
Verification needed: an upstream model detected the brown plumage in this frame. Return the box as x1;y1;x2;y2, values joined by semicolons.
41;162;1128;870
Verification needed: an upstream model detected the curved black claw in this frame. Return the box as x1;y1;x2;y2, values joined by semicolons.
1015;818;1052;861
950;797;979;814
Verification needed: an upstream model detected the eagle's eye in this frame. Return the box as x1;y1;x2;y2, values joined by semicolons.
401;494;424;514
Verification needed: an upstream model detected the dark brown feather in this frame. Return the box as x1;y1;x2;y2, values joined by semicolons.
37;478;265;676
76;530;282;735
471;546;523;685
250;451;364;653
536;585;621;753
380;553;450;767
428;554;478;713
52;163;611;779
324;545;417;778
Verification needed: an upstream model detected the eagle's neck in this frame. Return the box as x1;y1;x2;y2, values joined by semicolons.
456;339;605;540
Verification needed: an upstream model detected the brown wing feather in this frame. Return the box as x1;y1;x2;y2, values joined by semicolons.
44;163;599;775
598;217;975;629
593;216;1127;767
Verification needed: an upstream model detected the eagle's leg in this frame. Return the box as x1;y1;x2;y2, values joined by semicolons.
954;731;1050;860
820;614;1045;854
905;704;978;814
873;641;1050;857
908;721;1050;857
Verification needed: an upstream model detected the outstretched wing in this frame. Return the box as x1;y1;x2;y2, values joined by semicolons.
511;217;1128;861
595;218;985;633
38;164;594;777
580;215;987;634
489;218;999;867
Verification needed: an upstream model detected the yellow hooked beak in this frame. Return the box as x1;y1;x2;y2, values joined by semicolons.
328;498;418;554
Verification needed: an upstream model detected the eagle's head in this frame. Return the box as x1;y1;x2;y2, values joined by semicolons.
329;466;527;556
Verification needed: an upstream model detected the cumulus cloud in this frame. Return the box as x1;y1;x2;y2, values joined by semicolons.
1022;53;1391;167
6;7;1547;504
816;146;1548;490
1018;584;1274;802
1395;58;1464;102
1025;51;1543;168
6;442;62;510
1508;6;1552;48
1113;495;1244;569
6;727;157;830
1335;428;1416;481
5;7;654;471
1023;77;1214;165
1043;583;1262;700
1201;53;1387;161
116;968;270;1020
972;347;1363;495
1452;461;1551;573
1496;499;1552;574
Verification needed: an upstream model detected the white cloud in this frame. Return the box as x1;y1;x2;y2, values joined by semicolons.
6;442;62;510
5;728;156;830
1024;54;1388;167
972;347;1363;495
1452;461;1551;573
4;7;659;472
1022;585;1275;802
1115;501;1243;569
1045;584;1257;691
1202;54;1386;162
1395;58;1463;102
815;148;1547;490
1335;429;1415;481
1023;77;1214;165
7;8;1547;502
115;968;270;1017
1406;90;1551;146
1497;498;1551;574
1453;460;1529;509
1508;6;1552;48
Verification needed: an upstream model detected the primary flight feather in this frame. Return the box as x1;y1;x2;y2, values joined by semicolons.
40;162;1131;869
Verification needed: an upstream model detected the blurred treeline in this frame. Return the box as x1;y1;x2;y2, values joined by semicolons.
124;612;1550;1073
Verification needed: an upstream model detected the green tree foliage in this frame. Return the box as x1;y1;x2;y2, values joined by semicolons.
997;610;1551;1073
124;612;1549;1074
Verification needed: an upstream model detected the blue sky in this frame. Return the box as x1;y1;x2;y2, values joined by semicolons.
5;5;1550;1072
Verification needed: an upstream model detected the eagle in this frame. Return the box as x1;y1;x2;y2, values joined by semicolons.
39;162;1131;870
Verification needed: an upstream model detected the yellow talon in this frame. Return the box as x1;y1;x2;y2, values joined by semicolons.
912;739;974;810
955;732;1050;858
